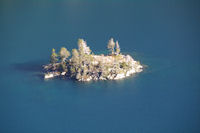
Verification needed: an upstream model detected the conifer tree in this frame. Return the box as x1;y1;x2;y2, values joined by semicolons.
59;47;70;62
107;38;115;55
115;41;120;55
71;48;80;70
71;49;79;62
78;39;85;56
78;38;91;56
50;48;58;64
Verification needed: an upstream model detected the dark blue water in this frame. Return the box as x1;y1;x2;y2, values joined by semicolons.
0;0;200;133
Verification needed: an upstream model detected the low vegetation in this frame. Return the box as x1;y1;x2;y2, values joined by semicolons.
43;38;143;81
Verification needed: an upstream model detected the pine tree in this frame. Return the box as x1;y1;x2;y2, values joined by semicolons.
71;49;80;72
59;62;68;72
50;48;58;64
71;49;79;63
78;38;91;56
59;47;70;62
78;39;85;56
115;41;120;55
107;38;115;55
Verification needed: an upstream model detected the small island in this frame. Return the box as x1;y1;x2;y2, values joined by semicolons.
43;38;143;81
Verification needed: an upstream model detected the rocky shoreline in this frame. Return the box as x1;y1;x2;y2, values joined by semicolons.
43;38;143;82
44;54;143;81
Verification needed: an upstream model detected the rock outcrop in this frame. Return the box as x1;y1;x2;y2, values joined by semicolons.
43;38;143;81
44;54;143;81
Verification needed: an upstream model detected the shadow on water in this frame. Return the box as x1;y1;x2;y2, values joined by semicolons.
9;51;155;87
11;60;46;80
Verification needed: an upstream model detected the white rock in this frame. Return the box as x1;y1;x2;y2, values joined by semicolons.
61;72;66;76
44;73;54;79
114;73;125;80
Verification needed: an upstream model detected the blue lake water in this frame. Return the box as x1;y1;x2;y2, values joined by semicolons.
0;0;200;133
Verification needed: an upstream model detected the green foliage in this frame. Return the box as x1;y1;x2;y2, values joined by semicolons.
70;67;76;76
120;62;128;69
78;38;92;58
46;38;131;81
114;54;123;61
50;48;58;64
107;38;115;55
116;41;120;55
101;65;110;78
72;49;79;58
59;47;70;62
78;39;85;56
78;39;84;46
71;49;80;66
59;62;68;72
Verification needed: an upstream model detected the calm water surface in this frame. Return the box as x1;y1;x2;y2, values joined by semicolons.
0;0;200;133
